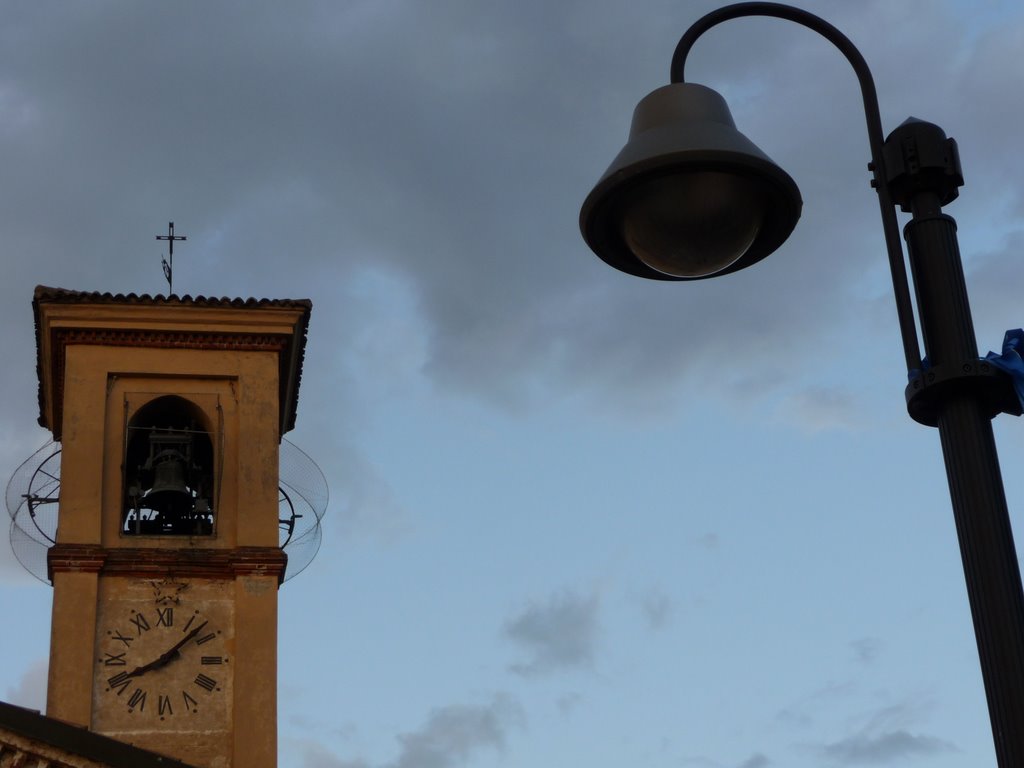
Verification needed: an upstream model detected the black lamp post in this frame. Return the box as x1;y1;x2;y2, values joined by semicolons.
580;3;1024;765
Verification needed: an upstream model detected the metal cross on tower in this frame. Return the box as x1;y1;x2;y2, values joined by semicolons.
156;221;187;295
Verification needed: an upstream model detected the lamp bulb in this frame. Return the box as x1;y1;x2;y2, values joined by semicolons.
620;171;764;278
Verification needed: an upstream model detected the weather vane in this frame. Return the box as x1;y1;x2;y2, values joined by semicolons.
156;221;187;295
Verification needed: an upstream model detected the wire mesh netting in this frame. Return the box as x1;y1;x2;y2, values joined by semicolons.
278;438;329;580
6;442;61;582
6;438;328;584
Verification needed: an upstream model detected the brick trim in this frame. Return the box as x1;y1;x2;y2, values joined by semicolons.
48;545;287;584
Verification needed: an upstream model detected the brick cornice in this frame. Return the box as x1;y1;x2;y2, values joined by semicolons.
46;544;107;579
48;544;287;584
54;327;288;354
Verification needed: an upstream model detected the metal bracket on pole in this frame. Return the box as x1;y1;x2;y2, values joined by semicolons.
906;361;1023;427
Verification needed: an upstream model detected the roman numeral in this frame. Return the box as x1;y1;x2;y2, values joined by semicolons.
201;656;223;665
158;694;173;717
103;652;126;666
181;612;199;634
107;672;131;695
156;607;173;627
110;630;133;648
195;631;216;646
127;688;147;712
182;690;198;711
194;674;217;692
130;612;150;635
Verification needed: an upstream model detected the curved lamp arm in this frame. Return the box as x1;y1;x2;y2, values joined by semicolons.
672;2;922;375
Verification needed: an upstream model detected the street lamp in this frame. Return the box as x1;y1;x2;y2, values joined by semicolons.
580;3;1024;765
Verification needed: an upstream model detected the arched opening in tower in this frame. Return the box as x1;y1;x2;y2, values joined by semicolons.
122;395;216;536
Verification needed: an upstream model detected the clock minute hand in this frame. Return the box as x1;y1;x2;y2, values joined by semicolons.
125;620;209;679
163;619;209;660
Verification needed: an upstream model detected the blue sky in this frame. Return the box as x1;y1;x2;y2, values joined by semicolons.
2;1;1024;766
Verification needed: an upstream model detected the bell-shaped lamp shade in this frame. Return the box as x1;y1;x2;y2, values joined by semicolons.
580;83;802;280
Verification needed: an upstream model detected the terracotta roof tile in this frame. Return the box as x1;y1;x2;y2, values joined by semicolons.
33;284;312;311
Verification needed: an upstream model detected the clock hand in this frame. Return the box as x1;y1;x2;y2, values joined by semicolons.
161;620;209;660
125;620;209;679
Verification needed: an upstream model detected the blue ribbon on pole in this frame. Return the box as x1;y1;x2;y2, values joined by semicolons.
985;329;1024;411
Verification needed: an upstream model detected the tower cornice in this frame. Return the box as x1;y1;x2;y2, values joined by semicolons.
33;286;311;441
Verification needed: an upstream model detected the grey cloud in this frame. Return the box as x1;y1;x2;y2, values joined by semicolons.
504;590;600;676
324;440;409;546
300;695;522;768
680;757;724;767
819;730;956;765
965;230;1024;347
1;0;1020;430
386;694;523;768
811;701;956;765
301;743;371;768
641;588;673;631
696;533;720;550
776;681;857;729
850;637;881;665
952;18;1024;217
557;692;582;717
682;754;770;768
776;708;813;729
778;387;864;433
0;7;813;402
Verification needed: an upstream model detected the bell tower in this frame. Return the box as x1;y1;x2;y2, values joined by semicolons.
34;286;312;768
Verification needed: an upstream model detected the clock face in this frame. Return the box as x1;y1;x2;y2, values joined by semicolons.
93;579;232;730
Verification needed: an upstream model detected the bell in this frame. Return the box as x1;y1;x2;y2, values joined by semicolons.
143;448;194;519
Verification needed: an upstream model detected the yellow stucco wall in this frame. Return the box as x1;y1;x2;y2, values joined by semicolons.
39;297;306;768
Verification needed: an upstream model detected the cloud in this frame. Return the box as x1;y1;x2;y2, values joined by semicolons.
818;730;956;765
850;637;881;665
5;657;47;711
323;440;409;546
299;695;522;768
696;533;720;550
640;588;673;631
0;0;1018;433
301;743;370;768
504;590;600;676
557;692;582;717
680;757;724;768
681;753;771;768
386;694;523;768
777;387;865;433
810;701;957;765
776;708;813;729
964;229;1024;344
776;681;858;729
0;0;934;426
